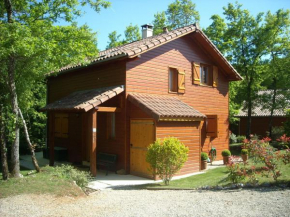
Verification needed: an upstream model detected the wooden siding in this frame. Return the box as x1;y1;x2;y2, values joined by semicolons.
47;61;126;170
156;121;201;175
48;61;126;103
239;117;287;137
126;35;230;160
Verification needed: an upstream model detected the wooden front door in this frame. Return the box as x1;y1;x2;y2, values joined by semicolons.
130;119;155;178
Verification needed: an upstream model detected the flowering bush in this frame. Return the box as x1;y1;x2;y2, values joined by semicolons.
244;137;282;181
276;134;290;150
281;149;290;165
226;156;246;184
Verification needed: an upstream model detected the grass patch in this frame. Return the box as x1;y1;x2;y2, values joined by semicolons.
144;156;290;189
0;166;85;199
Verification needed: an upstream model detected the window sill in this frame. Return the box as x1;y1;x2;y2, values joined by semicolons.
199;83;214;88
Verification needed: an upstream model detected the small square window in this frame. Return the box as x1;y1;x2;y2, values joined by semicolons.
169;68;178;92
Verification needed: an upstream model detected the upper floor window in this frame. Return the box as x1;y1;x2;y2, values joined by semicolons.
169;68;178;92
168;67;185;93
192;62;218;87
200;64;212;86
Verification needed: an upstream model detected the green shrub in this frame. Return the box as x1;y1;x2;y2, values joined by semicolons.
52;164;90;188
270;126;285;141
221;149;231;157
241;149;248;155
146;137;189;185
236;135;246;143
201;152;208;161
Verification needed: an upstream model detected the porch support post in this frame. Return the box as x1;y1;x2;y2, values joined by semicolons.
49;112;55;166
90;110;97;176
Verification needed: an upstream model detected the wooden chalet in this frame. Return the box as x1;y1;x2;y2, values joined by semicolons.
43;23;242;178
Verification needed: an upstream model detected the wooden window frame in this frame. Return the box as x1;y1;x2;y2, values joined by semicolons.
192;62;218;88
168;66;185;94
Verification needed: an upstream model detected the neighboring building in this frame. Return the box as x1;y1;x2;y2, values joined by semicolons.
43;23;242;178
236;90;289;137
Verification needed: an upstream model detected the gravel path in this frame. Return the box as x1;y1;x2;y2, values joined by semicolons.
1;188;290;217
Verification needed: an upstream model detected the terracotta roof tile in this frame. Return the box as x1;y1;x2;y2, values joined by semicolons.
128;93;205;121
42;86;124;112
236;90;290;117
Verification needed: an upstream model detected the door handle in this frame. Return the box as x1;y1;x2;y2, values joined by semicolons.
130;144;133;147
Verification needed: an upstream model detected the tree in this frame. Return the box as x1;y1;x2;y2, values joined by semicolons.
106;31;123;49
0;0;110;178
123;24;141;43
152;0;200;34
106;24;141;49
204;3;290;137
260;10;290;137
152;12;167;35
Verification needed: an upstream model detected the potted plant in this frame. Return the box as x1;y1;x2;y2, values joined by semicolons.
201;152;208;170
241;149;248;162
221;149;231;165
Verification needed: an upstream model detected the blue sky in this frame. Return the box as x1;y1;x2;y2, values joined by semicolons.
75;0;290;51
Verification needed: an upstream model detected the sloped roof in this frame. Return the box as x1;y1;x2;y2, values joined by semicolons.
236;90;290;117
42;86;124;112
50;23;242;81
128;93;206;121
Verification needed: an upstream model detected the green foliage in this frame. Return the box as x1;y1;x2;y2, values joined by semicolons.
201;152;208;161
230;132;237;144
146;137;189;185
152;12;167;35
284;109;290;136
152;0;199;34
106;24;141;49
0;0;110;161
52;165;90;188
204;3;290;135
236;135;246;143
221;149;231;157
241;149;248;155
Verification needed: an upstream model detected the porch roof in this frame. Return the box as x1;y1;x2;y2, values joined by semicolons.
128;93;206;121
42;85;124;112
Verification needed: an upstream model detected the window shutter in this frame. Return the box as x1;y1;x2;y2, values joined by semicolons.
206;115;218;138
192;62;200;85
213;66;218;87
178;68;185;93
54;113;68;138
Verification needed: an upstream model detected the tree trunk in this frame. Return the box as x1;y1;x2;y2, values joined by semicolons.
246;79;253;138
0;112;9;180
269;78;277;138
18;109;40;172
7;56;21;178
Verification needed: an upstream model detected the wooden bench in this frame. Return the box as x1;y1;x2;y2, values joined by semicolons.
97;152;117;175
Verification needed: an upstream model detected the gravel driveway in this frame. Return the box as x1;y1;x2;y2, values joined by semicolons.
1;188;290;217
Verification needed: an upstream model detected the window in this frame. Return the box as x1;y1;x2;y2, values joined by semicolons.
169;67;185;93
54;113;68;138
200;64;212;86
169;68;178;92
192;62;218;87
107;113;116;139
